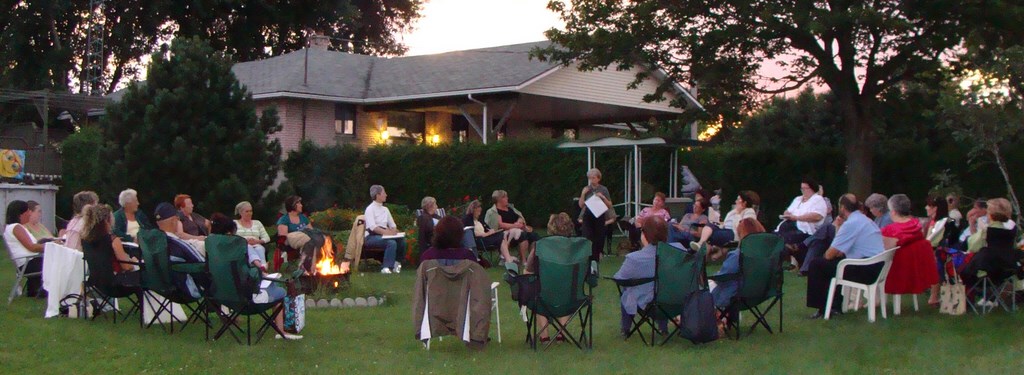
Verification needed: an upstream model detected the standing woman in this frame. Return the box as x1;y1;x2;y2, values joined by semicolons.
113;189;153;242
4;200;45;297
578;168;613;262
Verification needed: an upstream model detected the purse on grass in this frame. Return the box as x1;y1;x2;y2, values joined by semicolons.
939;273;966;316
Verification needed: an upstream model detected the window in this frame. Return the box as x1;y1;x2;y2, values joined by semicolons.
334;104;355;135
385;111;426;143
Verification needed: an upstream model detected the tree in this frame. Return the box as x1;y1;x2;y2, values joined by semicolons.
96;37;282;216
536;0;1014;197
938;46;1024;228
0;1;423;96
726;89;842;148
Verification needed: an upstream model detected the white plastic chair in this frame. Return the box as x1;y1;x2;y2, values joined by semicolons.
824;247;898;322
491;282;501;343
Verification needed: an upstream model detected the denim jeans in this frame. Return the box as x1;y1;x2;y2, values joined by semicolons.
364;234;407;269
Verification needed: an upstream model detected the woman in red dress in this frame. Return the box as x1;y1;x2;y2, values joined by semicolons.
881;194;940;306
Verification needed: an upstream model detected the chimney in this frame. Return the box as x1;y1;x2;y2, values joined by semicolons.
308;33;331;50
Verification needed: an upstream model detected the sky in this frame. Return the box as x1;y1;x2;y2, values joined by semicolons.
400;0;562;56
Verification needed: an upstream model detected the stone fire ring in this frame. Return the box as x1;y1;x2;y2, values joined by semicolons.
304;295;387;309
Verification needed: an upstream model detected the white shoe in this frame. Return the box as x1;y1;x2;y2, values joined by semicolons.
394;263;402;273
690;241;701;252
275;333;304;340
381;268;392;274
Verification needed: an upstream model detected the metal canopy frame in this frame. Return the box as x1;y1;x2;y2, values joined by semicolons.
558;137;700;219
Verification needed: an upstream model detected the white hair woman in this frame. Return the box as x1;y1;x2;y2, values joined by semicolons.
113;188;152;243
578;168;613;261
235;201;271;272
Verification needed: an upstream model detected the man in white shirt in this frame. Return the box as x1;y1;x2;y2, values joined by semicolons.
363;185;407;274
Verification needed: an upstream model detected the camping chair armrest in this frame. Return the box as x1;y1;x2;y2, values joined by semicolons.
12;253;43;263
708;272;740;283
170;262;207;274
604;276;655;287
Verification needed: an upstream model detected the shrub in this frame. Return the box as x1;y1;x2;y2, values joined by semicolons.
310;208;362;232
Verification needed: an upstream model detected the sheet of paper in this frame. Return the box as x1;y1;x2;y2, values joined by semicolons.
382;232;406;239
585;195;608;218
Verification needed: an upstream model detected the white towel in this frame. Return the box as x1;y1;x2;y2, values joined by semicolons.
42;242;85;318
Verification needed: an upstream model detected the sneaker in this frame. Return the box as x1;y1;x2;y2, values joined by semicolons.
690;241;701;252
394;263;402;274
381;268;392;274
275;333;304;340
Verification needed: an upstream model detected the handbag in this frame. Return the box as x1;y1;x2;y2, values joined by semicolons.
939;272;966;316
284;294;306;333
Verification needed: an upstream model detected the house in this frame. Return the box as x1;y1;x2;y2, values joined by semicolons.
229;39;702;153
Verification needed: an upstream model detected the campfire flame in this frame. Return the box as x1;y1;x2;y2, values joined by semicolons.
314;236;346;275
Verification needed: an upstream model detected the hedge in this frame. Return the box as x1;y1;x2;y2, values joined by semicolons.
281;138;1024;226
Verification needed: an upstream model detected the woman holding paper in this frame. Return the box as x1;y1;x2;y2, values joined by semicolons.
578;168;613;261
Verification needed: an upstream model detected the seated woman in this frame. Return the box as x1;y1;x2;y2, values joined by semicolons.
960;198;1021;295
865;193;892;229
485;190;539;263
966;198;1016;253
776;178;828;245
81;204;140;284
463;199;511;262
880;194;940;306
4;200;47;297
711;218;766;309
669;198;709;244
416;196;442;257
175;194;210;241
113;189;153;243
209;213;301;340
924;195;959;249
614;216;670;337
23;201;56;241
525;212;577;342
63;191;99;251
629;192;672;249
234;201;271;272
274;195;313;269
692;190;760;250
420;216;476;262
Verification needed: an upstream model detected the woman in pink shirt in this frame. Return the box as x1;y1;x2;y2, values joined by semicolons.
628;192;672;249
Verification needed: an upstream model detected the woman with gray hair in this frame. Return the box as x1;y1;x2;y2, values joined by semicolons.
363;185;407;274
235;201;271;271
62;190;99;250
879;194;940;306
578;168;613;261
865;193;892;228
416;196;443;255
113;188;153;243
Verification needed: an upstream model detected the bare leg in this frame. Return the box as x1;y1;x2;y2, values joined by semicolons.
928;284;940;305
518;241;530;264
698;226;713;245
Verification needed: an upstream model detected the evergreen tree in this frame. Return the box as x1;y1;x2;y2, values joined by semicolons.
98;37;282;216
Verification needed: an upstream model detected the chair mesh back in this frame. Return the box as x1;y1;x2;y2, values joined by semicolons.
652;242;703;317
535;236;592;317
82;240;116;291
138;229;173;293
205;234;254;308
737;233;784;305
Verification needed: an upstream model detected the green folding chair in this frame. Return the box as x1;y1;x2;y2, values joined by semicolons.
525;236;597;350
612;242;706;346
81;241;143;325
205;234;288;345
137;229;209;334
709;233;785;339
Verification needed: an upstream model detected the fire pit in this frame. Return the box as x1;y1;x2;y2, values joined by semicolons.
297;234;350;294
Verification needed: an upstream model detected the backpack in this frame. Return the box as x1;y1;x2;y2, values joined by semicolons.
679;289;719;344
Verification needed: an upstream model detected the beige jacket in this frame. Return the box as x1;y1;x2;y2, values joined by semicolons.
345;215;367;268
413;259;492;348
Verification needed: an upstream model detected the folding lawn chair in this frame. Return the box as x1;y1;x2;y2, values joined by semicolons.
205;234;290;345
81;241;143;325
137;229;210;334
521;236;597;350
963;227;1021;314
709;233;785;340
612;242;706;346
6;251;42;304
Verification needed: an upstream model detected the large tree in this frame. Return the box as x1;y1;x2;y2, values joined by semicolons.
536;0;1015;197
0;0;422;95
96;37;282;216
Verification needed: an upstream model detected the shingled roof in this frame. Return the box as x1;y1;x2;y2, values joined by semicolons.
232;41;559;103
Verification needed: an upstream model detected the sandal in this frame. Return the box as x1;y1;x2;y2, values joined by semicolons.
555;334;567;342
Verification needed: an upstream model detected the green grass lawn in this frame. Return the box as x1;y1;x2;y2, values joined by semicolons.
3;244;1024;374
